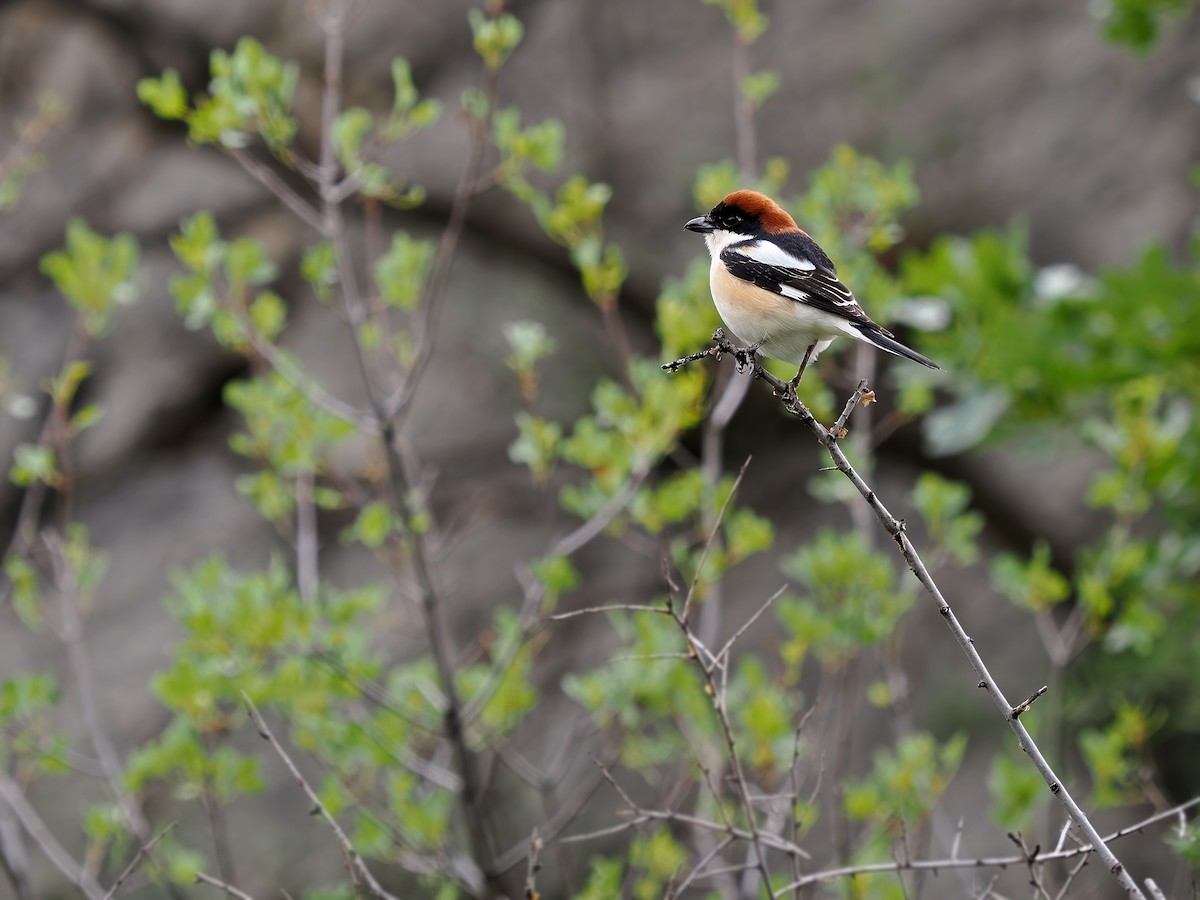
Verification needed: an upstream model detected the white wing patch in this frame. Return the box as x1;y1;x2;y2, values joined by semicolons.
732;240;816;271
779;285;810;301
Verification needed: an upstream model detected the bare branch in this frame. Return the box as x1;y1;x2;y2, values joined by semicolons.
714;584;787;666
242;695;403;900
776;792;1199;893
228;148;324;233
549;603;669;622
664;337;1153;898
100;821;176;900
523;830;543;898
680;455;751;625
0;771;104;900
195;872;257;900
295;470;319;604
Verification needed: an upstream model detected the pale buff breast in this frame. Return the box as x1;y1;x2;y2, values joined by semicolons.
709;257;843;365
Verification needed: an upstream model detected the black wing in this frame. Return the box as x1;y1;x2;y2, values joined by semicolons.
719;238;893;335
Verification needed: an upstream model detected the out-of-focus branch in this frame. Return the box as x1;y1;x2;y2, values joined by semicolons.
386;69;498;420
228;148;324;233
242;695;407;900
777;796;1200;893
0;771;104;900
567;763;813;866
295;470;319;604
664;331;1151;899
195;871;257;900
99;821;175;900
46;535;155;846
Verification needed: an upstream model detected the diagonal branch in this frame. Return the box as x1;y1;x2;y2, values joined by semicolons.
664;332;1150;899
0;771;104;900
242;695;404;900
777;795;1200;892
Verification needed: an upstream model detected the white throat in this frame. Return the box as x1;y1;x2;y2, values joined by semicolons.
704;228;754;258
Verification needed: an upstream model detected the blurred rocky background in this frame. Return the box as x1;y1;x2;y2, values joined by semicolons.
0;0;1197;897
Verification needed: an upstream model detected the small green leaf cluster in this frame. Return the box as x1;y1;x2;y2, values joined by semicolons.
468;8;524;70
39;219;140;336
842;731;966;889
169;211;283;341
777;529;914;669
1078;701;1165;808
1098;0;1190;51
138;38;299;149
0;673;65;776
333;58;440;204
700;0;768;42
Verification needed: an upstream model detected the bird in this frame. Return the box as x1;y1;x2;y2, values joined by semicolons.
684;189;938;386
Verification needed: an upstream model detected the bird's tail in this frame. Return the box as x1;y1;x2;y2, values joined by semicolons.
851;323;940;369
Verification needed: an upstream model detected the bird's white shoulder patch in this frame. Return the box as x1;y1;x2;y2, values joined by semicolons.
732;240;816;271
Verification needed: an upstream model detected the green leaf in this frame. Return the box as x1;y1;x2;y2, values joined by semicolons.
4;556;42;629
10;443;58;488
509;412;561;484
910;473;984;566
740;70;780;108
503;320;557;373
332;107;373;166
374;232;435;310
249;291;287;341
301;242;337;302
352;501;395;549
382;58;442;141
235;470;295;523
1101;0;1189;51
701;0;768;41
70;404;104;433
170;212;222;272
991;541;1069;612
49;360;91;408
469;9;524;70
224;237;278;287
987;751;1043;829
40;220;140;335
136;69;189;120
530;554;580;609
724;507;774;563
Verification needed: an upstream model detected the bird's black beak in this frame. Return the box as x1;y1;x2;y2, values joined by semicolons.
684;215;715;234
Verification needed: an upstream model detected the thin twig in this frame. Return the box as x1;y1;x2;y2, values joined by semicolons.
775;794;1199;892
1051;854;1089;900
714;584;787;668
228;148;324;233
569;762;810;861
195;872;257;900
523;829;543;898
242;695;403;900
100;821;176;900
0;771;104;899
664;339;1152;898
295;470;319;604
386;66;498;420
550;603;669;622
680;455;751;625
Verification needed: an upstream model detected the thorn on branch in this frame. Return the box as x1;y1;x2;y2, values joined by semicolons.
1010;685;1049;719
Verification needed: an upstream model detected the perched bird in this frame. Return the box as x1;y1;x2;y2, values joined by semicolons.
685;189;938;385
